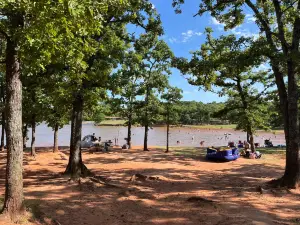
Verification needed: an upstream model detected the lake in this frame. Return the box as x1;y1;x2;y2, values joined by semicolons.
19;122;286;147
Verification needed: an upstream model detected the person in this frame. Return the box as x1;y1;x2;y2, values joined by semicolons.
244;141;250;150
98;137;102;142
228;141;235;147
104;140;113;152
200;141;204;146
255;151;262;159
91;133;97;142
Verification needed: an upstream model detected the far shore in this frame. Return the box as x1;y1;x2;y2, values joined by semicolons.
94;120;284;134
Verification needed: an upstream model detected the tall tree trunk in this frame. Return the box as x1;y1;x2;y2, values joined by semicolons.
143;88;150;151
249;131;255;153
2;38;24;220
127;114;132;149
144;124;148;151
53;123;59;153
64;92;90;178
1;112;5;151
1;75;5;151
165;108;170;153
30;114;36;157
22;123;28;149
246;132;250;143
280;62;300;188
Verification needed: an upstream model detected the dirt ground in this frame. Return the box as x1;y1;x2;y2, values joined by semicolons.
0;146;300;225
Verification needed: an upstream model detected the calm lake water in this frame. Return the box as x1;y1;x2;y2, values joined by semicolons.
20;122;286;147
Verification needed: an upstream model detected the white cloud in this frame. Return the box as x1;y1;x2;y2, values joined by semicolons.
181;30;202;42
168;29;202;44
231;28;259;40
210;17;226;31
168;37;178;44
183;89;198;95
211;17;225;26
245;14;256;23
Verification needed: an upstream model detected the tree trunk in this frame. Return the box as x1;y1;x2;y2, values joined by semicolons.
30;114;36;157
166;109;170;153
127;114;132;149
64;92;90;178
143;88;150;151
22;123;28;149
1;75;5;151
1;112;5;151
246;132;250;143
249;132;255;153
144;124;149;151
53;123;59;153
2;38;24;220
279;62;300;188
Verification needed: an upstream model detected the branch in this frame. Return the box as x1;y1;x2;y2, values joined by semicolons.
282;0;298;14
193;0;236;17
272;0;290;55
291;0;300;51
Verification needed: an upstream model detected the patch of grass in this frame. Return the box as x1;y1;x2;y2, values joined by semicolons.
168;146;285;158
96;120;126;126
170;147;206;157
256;147;285;155
184;124;237;129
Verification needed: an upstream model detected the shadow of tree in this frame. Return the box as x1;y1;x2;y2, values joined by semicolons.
0;147;299;225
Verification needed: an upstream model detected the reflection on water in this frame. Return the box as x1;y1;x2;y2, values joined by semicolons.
20;122;286;147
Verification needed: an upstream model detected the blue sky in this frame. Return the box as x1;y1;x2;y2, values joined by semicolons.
146;0;260;103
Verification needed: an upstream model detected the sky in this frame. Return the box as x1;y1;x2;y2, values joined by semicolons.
141;0;261;103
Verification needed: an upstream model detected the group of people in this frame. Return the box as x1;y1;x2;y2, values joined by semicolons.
229;140;262;159
90;133;113;151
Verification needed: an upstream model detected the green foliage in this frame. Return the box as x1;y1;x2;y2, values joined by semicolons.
161;87;183;125
174;30;274;134
134;34;174;128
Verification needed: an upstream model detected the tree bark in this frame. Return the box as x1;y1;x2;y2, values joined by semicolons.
143;87;150;151
2;38;24;220
64;92;90;178
30;114;36;157
1;111;5;151
53;123;59;153
127;113;132;149
166;108;170;153
22;123;28;149
1;75;5;151
249;131;255;153
144;124;149;151
246;132;250;143
280;61;300;188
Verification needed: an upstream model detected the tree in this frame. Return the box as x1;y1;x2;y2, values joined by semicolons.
173;0;300;188
42;71;71;153
134;35;173;151
161;87;182;153
174;32;273;151
0;0;121;220
110;51;143;149
63;1;163;178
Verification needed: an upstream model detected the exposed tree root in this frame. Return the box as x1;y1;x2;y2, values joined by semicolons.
267;177;299;189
